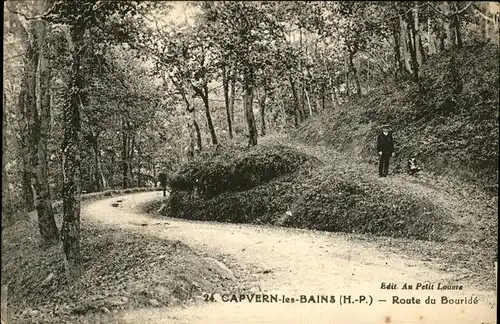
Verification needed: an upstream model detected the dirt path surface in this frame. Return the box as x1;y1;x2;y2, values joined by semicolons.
82;191;496;324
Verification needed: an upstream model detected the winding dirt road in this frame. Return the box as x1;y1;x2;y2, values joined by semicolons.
83;191;496;324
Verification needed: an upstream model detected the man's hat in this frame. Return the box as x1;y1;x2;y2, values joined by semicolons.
381;124;390;129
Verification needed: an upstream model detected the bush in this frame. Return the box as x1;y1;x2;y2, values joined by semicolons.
169;145;320;198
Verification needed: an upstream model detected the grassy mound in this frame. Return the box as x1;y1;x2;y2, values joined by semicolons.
162;145;444;241
293;43;499;193
169;144;320;197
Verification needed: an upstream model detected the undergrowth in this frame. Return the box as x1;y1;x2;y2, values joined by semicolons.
293;42;499;193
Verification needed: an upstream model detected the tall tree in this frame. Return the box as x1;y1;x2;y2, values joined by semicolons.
45;0;144;275
8;1;59;244
32;0;59;245
8;3;37;212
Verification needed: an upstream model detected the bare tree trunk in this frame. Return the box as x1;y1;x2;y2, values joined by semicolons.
413;5;422;69
121;121;129;188
399;15;412;73
452;3;463;48
61;24;84;276
136;136;142;187
347;47;362;97
182;80;201;158
128;132;135;187
345;71;351;97
90;133;107;190
392;22;404;76
299;28;307;119
304;88;313;116
427;7;436;55
229;68;236;132
33;7;59;245
2;89;13;229
243;68;257;146
13;9;36;212
152;162;157;187
96;144;107;189
407;12;419;82
441;2;453;48
222;66;233;139
193;120;202;152
479;2;490;40
289;77;301;127
195;82;218;145
320;83;326;111
419;36;427;63
257;87;267;136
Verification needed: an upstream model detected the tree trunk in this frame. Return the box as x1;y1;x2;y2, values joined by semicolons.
320;83;326;111
14;11;37;212
128;131;135;187
61;24;84;276
299;28;307;119
407;12;419;82
392;22;404;76
97;148;107;189
348;47;362;97
196;83;217;145
136;137;142;187
222;66;233;139
419;36;427;64
243;68;257;146
229;68;236;133
121;121;129;188
91;134;106;191
345;71;351;97
427;7;436;55
304;88;313;116
109;151;116;187
452;3;463;48
181;80;201;159
33;8;59;245
193;120;202;152
441;2;453;48
399;15;412;73
413;5;422;69
258;88;267;136
2;89;13;229
479;2;490;40
152;162;157;187
289;76;301;126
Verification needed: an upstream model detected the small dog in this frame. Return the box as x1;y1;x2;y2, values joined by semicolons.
407;158;422;175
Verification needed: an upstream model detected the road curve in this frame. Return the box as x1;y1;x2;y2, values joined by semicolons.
83;191;496;324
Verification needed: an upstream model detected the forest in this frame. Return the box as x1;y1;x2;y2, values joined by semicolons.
2;1;499;322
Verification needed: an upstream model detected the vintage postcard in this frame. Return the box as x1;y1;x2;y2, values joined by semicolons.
2;1;498;323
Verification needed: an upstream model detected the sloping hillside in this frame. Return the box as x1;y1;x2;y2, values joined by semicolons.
293;43;499;193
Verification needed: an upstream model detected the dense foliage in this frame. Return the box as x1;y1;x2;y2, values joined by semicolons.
294;43;499;191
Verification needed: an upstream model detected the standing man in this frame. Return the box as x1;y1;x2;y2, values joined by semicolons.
377;124;395;177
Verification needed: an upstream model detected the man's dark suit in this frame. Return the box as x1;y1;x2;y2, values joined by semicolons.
377;132;394;177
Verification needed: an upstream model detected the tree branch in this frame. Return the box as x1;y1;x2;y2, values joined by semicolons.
7;3;57;21
427;2;450;18
472;4;496;23
457;2;473;15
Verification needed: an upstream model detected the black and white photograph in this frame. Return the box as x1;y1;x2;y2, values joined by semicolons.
2;1;498;323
